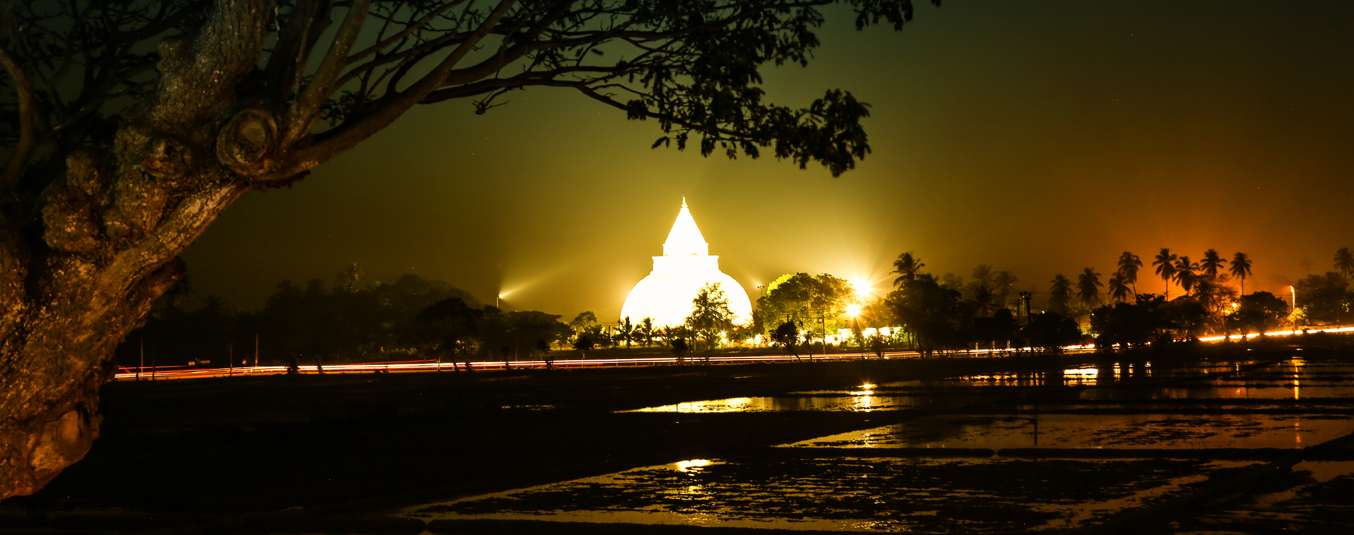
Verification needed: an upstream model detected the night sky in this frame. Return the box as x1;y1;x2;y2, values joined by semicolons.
182;1;1354;319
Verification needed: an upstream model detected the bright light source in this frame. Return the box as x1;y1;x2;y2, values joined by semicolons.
846;304;861;316
676;459;714;472
620;200;753;327
852;280;870;297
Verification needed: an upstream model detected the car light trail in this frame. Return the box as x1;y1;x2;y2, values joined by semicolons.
111;324;1351;381
1197;325;1354;342
113;352;925;380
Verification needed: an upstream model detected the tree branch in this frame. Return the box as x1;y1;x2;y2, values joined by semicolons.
0;44;38;187
335;30;469;91
344;0;468;67
282;0;371;147
269;0;518;181
262;0;321;108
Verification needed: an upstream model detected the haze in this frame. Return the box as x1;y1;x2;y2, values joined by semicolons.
182;1;1354;318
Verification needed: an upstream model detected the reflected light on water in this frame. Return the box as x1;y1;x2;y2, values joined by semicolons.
675;459;714;472
623;395;916;413
851;383;875;409
1063;368;1098;385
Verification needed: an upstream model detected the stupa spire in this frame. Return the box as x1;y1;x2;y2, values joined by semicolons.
621;197;752;327
663;198;708;256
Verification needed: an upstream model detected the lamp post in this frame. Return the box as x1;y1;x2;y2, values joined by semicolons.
1290;285;1297;311
1018;291;1032;324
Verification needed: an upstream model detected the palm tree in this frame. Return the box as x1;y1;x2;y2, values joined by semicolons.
972;285;995;317
1174;256;1199;296
1049;274;1073;314
891;252;925;287
1117;251;1142;294
638;317;655;347
1230;252;1253;295
1077;268;1104;307
971;264;994;287
1335;247;1354;281
616;316;636;348
1107;273;1132;303
1200;249;1224;279
1153;248;1178;298
993;270;1018;307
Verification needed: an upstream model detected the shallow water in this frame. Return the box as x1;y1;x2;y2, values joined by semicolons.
1081;384;1354;401
414;355;1354;532
621;393;982;413
786;413;1354;450
406;457;1255;533
1172;461;1354;532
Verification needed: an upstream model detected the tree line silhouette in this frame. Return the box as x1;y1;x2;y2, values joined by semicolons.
114;265;572;370
117;246;1354;368
737;246;1352;357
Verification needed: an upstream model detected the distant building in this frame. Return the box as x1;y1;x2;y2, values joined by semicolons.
620;199;753;327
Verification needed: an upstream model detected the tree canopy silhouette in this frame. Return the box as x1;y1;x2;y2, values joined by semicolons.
0;0;942;498
1229;252;1253;295
1173;256;1199;296
1107;273;1131;303
1153;248;1178;298
685;282;735;352
1200;249;1224;279
1117;251;1142;294
891;252;925;287
1048;274;1073;315
1076;267;1103;307
1334;247;1354;281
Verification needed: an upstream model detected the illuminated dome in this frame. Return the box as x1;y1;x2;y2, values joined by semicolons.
620;199;753;327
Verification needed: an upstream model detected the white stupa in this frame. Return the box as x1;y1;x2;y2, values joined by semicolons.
620;199;753;327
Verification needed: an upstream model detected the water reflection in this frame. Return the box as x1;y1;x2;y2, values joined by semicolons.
1082;384;1354;401
624;394;908;413
406;457;1257;533
675;459;715;472
788;413;1354;450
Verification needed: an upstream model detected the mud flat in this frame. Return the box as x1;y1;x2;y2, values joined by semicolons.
3;342;1353;534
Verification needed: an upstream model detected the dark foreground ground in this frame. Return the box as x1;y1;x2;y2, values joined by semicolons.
3;339;1353;534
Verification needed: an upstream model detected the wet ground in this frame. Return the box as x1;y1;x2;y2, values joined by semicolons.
408;346;1354;534
3;341;1354;534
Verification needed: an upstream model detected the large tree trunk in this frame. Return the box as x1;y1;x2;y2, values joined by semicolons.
0;0;271;499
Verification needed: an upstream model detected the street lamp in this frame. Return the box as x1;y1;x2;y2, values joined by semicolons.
1290;286;1297;311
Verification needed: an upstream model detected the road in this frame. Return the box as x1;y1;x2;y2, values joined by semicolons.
112;324;1354;381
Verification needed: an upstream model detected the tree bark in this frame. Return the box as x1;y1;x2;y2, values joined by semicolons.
0;0;271;499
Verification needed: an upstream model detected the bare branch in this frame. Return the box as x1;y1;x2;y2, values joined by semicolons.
271;0;519;181
334;30;468;90
345;0;468;66
263;0;321;107
282;0;371;147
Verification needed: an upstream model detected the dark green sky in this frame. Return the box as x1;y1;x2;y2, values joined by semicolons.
183;0;1354;318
